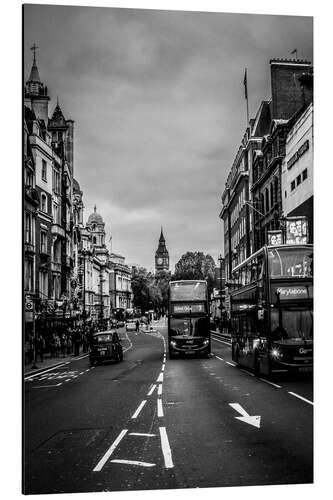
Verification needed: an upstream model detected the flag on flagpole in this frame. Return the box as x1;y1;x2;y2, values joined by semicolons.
243;68;248;100
291;49;297;54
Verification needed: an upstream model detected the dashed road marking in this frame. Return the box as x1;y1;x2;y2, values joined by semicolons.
157;398;164;417
259;378;281;388
241;369;255;377
131;400;147;419
288;391;313;405
159;427;174;468
32;383;62;388
215;356;224;362
129;433;156;437
93;429;128;472
157;384;163;396
226;361;236;367
211;336;231;346
111;459;155;467
157;373;164;383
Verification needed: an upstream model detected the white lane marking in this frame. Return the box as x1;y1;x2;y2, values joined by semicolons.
24;363;67;380
241;369;255;377
211;336;231;346
288;391;313;406
259;377;281;388
111;459;155;467
159;427;174;468
226;361;236;367
65;379;71;382
93;429;128;472
79;372;84;375
215;355;224;361
157;384;163;396
129;433;156;437
157;373;164;383
161;365;165;372
157;398;164;417
74;353;89;361
131;400;147;419
32;383;62;388
147;384;157;396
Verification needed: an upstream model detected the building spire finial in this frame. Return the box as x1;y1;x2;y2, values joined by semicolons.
94;204;97;213
31;43;39;64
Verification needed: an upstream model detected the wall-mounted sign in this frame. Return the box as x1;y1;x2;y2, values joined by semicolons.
287;139;309;170
268;230;283;246
285;216;308;245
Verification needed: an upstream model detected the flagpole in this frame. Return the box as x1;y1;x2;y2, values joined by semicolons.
244;68;249;126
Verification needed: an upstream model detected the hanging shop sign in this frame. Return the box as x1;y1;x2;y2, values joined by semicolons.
285;216;308;245
267;230;283;246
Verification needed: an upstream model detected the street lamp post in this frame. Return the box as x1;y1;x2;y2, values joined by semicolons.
218;254;223;333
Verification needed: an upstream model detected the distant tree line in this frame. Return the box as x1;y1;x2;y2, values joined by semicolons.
131;251;217;315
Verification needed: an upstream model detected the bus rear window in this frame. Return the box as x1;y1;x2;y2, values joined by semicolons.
268;248;313;278
170;282;206;301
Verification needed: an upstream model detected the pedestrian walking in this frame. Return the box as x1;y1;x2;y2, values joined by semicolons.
135;319;140;333
55;334;61;357
66;333;72;355
36;334;45;363
60;334;67;357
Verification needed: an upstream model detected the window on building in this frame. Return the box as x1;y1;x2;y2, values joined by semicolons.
42;159;47;181
297;174;302;186
39;270;48;297
25;260;34;291
25;213;32;243
291;180;296;191
53;169;61;194
285;190;287;198
40;231;47;254
41;193;47;212
302;169;308;181
265;188;269;213
270;183;274;207
25;168;33;187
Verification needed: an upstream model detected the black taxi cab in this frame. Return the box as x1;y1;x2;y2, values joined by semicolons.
89;330;123;365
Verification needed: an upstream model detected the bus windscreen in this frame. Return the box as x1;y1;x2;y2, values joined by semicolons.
268;248;313;278
170;281;206;301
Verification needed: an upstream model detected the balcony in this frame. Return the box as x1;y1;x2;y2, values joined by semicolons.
25;186;40;206
24;242;35;255
51;223;65;238
51;261;61;273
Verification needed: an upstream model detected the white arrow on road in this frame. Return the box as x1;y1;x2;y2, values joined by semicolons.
229;403;261;429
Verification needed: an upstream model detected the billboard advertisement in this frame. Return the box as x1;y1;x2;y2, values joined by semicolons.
286;216;308;245
267;230;283;246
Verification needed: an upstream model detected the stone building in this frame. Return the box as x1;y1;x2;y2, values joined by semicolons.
109;253;133;312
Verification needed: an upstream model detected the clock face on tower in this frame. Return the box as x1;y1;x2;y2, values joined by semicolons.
157;257;163;265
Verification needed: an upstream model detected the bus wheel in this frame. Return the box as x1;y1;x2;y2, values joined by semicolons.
254;352;260;376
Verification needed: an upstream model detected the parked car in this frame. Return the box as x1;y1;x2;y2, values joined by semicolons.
116;320;125;328
89;330;123;365
126;321;136;332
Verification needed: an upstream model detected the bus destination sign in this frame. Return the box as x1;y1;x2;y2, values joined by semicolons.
172;303;205;314
273;285;312;300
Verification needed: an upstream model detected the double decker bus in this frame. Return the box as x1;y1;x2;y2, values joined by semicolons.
230;244;313;376
168;280;211;358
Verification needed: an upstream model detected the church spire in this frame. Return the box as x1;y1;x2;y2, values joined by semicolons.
159;225;165;242
28;43;41;83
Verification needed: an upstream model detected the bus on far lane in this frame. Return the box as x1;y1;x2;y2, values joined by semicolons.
168;280;211;358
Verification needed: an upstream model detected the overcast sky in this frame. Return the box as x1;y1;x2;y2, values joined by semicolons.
24;5;313;270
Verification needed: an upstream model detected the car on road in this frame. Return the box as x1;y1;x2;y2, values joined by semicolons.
116;320;125;328
89;330;123;365
126;321;136;332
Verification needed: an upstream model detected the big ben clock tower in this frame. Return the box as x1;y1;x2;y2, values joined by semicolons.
155;227;169;274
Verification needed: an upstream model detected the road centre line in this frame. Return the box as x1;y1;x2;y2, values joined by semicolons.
111;459;155;467
288;391;313;406
215;355;224;361
93;429;128;472
161;365;165;372
129;433;156;437
226;361;236;367
158;384;163;396
157;398;164;417
131;400;147;419
157;373;164;383
259;378;281;388
147;384;157;396
159;427;174;468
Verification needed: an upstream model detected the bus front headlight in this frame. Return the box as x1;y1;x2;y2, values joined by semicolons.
271;348;282;359
203;339;209;345
170;341;176;347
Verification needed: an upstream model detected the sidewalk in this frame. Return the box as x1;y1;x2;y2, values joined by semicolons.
24;348;88;377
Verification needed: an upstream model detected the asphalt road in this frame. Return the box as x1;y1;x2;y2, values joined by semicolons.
23;321;313;494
